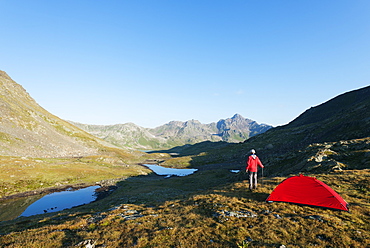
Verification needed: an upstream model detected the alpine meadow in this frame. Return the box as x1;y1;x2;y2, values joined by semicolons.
1;2;370;247
0;71;369;247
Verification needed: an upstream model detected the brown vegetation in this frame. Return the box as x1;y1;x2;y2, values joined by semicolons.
0;168;368;247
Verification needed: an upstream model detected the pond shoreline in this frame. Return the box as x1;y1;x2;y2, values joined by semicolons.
0;178;124;202
0;161;159;202
0;162;237;202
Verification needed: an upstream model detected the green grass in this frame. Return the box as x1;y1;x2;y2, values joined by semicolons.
0;155;151;198
0;168;368;247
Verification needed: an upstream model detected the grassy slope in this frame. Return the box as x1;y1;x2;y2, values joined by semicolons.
0;167;368;248
0;70;130;158
0;155;145;198
0;147;168;199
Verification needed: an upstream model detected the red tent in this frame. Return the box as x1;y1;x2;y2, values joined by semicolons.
266;174;349;211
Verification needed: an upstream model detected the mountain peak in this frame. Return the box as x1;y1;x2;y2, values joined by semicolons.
184;119;201;125
232;113;244;120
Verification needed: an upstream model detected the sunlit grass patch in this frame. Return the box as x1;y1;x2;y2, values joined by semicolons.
0;155;150;197
161;155;193;168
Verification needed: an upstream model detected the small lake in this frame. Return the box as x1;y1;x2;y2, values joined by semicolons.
20;185;100;217
143;164;198;178
0;186;101;221
1;165;197;221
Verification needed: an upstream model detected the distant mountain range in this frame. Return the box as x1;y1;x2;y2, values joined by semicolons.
71;114;273;150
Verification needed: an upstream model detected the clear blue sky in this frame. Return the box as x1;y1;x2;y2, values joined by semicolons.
1;1;369;128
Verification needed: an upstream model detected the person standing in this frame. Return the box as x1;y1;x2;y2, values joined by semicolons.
246;149;264;190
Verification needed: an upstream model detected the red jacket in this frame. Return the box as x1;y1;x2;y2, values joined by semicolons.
246;155;264;172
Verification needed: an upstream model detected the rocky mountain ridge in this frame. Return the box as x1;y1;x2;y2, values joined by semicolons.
71;114;272;150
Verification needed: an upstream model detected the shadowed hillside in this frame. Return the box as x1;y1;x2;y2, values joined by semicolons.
281;85;370;143
161;86;370;176
244;85;370;156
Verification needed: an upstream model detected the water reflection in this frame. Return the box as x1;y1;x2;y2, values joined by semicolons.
0;194;43;221
20;186;100;217
144;164;198;178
